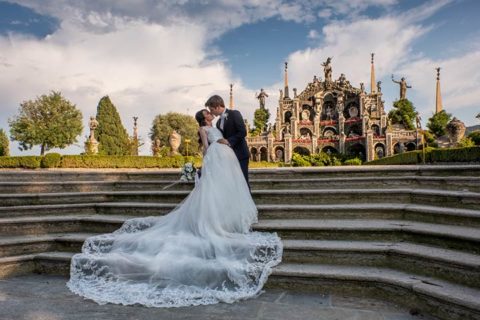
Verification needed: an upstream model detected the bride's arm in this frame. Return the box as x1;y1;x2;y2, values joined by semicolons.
199;127;209;156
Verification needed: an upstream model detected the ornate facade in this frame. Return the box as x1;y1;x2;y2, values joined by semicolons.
247;56;421;163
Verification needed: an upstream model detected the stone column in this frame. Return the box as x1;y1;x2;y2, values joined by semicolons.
291;116;298;138
313;115;320;137
338;114;345;138
276;107;282;139
366;130;374;161
267;132;274;162
380;114;387;135
284;134;293;163
339;132;346;154
294;100;300;119
312;134;318;154
386;132;393;156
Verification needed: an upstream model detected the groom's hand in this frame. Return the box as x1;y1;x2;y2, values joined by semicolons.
217;139;230;146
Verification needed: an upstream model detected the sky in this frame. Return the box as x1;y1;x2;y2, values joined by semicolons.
0;0;479;156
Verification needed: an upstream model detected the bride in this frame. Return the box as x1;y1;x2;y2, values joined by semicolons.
67;109;283;307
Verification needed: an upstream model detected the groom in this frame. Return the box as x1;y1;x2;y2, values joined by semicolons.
205;95;250;186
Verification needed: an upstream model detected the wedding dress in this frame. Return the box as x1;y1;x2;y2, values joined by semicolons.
67;126;283;307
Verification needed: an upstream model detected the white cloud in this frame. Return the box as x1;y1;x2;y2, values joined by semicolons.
396;51;480;124
278;0;479;127
0;17;258;155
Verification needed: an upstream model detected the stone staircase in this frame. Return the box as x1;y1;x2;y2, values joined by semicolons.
0;165;479;320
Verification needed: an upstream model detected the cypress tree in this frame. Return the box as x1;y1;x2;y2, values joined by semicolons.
95;96;130;155
0;129;9;156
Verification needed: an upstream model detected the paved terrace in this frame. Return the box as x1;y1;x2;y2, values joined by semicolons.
0;275;435;320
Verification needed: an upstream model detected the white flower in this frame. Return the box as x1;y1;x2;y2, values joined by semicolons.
180;162;196;182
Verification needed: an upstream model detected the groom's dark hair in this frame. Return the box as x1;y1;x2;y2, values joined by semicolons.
205;95;225;108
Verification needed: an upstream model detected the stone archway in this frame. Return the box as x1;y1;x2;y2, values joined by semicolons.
323;127;337;137
347;143;366;161
321;146;338;155
284;111;292;123
260;147;268;161
274;147;285;162
293;146;310;156
250;147;258;161
406;142;416;151
393;142;405;154
374;143;385;159
299;128;313;139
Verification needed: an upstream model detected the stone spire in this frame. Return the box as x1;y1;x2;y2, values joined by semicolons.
370;53;376;94
284;62;289;98
435;67;443;114
229;83;234;109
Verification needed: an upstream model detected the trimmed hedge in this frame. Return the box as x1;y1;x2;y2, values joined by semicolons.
0;156;42;169
0;155;203;169
367;146;480;165
291;152;361;167
41;153;62;168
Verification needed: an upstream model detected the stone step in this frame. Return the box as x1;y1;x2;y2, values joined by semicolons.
269;263;480;320
1;165;479;182
2;202;480;228
1;188;479;209
0;251;478;320
282;240;480;287
255;219;480;254
2;232;478;288
1;176;479;193
0;233;96;258
1;215;479;254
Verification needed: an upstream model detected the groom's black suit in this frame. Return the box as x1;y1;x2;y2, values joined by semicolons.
217;109;250;186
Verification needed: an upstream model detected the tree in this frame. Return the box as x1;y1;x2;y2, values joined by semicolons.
251;107;270;136
388;99;417;130
96;96;131;155
468;131;480;146
0;129;9;156
457;137;475;148
150;112;199;155
9;91;83;155
427;110;452;138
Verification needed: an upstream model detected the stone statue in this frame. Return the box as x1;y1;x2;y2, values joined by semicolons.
279;89;283;100
338;73;346;86
322;57;332;82
360;82;365;93
88;116;99;142
133;116;138;139
152;138;161;156
293;88;297;98
415;113;422;129
377;81;382;93
168;130;181;155
85;116;99;154
391;75;412;100
376;146;384;159
256;88;268;109
301;109;310;121
275;149;284;162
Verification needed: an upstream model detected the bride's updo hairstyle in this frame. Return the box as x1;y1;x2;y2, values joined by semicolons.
195;109;208;127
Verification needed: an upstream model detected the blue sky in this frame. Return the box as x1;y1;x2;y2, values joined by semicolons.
0;0;479;155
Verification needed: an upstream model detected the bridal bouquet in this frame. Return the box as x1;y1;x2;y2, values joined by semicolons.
180;162;197;182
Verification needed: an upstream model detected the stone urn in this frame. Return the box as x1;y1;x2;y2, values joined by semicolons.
446;117;466;146
169;130;181;155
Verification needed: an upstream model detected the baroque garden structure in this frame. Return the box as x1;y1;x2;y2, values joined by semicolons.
247;54;419;163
